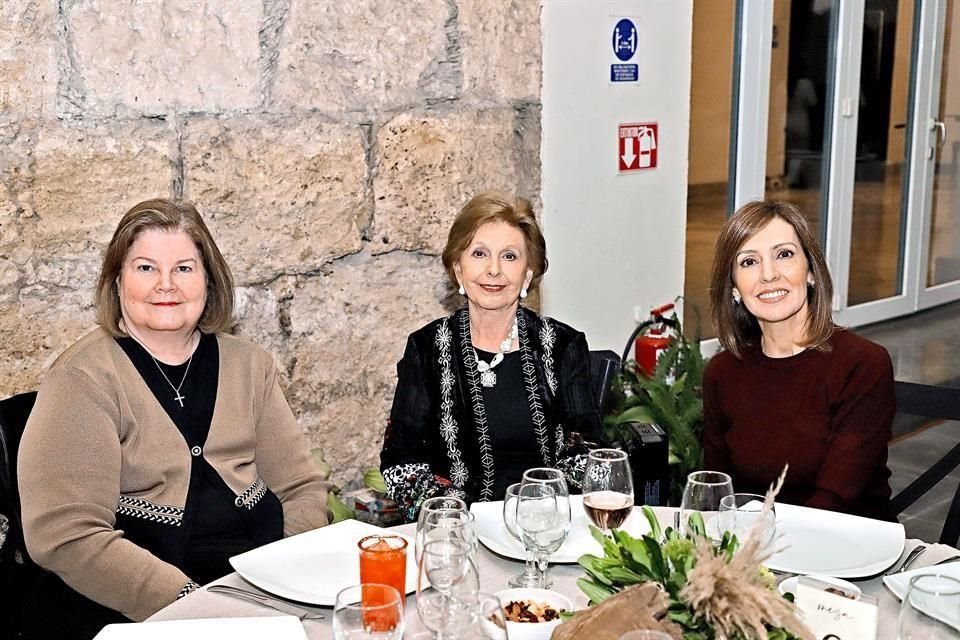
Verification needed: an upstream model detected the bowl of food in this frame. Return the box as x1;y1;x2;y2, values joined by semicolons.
778;574;862;601
494;588;572;640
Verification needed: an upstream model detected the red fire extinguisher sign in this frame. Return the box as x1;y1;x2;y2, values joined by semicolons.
618;122;658;172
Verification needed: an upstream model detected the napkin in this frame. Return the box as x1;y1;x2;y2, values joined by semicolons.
883;561;960;632
94;616;308;639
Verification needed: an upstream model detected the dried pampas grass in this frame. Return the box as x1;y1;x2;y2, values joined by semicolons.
680;467;814;640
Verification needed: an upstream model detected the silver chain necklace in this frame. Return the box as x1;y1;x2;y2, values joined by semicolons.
124;325;197;408
473;320;518;388
152;354;193;408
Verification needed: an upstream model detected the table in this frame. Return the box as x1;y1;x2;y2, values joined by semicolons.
147;507;959;638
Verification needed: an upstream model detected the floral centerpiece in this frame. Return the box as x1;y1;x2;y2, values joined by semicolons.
570;476;812;640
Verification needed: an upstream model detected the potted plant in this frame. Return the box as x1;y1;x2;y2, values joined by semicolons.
603;304;707;505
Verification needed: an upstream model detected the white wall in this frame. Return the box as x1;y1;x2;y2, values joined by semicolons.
541;0;693;354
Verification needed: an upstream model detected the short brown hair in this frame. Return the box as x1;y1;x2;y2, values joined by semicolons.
709;200;834;359
441;192;548;290
96;199;235;336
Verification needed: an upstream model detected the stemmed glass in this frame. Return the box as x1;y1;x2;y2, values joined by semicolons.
679;470;733;538
518;467;571;589
897;574;960;639
717;492;776;550
582;448;634;534
503;482;539;587
332;583;404;640
416;538;479;639
416;496;469;565
516;483;570;590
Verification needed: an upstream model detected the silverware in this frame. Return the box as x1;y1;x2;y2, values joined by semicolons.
933;554;960;566
885;544;927;575
206;584;326;621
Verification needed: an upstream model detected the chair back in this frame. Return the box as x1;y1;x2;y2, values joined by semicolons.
589;350;620;414
890;381;960;545
0;391;37;560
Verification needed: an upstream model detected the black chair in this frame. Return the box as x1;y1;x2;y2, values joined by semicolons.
589;350;620;414
889;381;960;545
0;390;38;638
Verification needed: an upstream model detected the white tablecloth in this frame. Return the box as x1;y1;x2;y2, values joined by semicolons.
146;507;959;639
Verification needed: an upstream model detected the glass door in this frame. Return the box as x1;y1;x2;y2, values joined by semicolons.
916;0;960;308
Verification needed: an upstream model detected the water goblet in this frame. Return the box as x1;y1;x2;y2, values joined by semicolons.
416;538;478;640
416;496;468;565
332;583;404;640
516;483;570;589
504;482;539;588
679;470;733;538
717;492;776;550
582;448;635;533
897;574;960;639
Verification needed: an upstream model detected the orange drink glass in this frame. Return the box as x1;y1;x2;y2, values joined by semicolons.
358;534;408;604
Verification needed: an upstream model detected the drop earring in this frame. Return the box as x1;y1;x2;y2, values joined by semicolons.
458;284;465;295
520;287;528;300
732;291;741;304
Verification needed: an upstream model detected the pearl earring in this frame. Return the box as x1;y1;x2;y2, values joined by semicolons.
732;291;741;304
520;288;528;299
458;284;465;296
808;280;815;289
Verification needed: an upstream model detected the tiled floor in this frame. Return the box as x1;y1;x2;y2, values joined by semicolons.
858;300;960;543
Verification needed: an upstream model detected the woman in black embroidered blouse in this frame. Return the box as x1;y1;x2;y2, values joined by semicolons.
380;192;603;522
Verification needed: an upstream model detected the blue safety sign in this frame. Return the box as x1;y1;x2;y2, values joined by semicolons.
612;19;637;61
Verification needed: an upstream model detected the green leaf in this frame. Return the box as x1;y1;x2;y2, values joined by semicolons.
611;405;655;425
577;577;615;604
362;468;387;493
327;493;355;523
686;511;707;537
641;505;661;540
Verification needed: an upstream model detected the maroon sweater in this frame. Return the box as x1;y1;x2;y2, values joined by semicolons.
703;329;895;520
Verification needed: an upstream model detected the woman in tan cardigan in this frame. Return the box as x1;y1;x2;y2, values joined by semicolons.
18;199;329;639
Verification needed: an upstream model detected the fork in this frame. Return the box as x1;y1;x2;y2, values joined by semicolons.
885;544;927;576
206;584;326;621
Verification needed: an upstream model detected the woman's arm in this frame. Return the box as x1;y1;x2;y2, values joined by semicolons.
807;343;895;512
380;335;454;522
253;362;329;536
18;367;191;621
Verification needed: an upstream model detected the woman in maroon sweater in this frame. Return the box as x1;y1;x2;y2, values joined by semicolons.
703;200;895;520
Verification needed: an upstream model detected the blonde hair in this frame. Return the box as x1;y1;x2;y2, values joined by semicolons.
441;191;547;289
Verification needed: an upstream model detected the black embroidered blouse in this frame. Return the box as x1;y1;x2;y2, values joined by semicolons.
380;307;603;522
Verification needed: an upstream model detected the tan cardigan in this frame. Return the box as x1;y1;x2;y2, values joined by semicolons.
18;329;329;621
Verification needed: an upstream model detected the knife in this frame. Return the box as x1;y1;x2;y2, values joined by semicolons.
206;584;326;620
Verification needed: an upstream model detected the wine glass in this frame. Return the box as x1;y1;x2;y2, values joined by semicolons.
416;538;478;640
582;448;634;533
463;592;510;640
332;583;404;640
416;496;468;565
897;574;960;639
516;483;570;590
717;492;776;550
504;482;539;587
679;470;733;538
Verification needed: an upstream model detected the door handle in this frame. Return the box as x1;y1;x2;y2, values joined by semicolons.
932;120;947;148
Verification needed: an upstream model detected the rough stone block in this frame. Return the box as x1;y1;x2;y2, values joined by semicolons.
371;108;530;254
0;2;58;116
28;118;176;253
65;0;262;115
282;251;450;481
273;0;452;112
459;0;541;101
182;115;368;285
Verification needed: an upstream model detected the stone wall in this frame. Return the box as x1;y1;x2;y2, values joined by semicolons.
0;0;542;485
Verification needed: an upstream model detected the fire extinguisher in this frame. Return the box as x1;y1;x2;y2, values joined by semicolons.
621;303;680;377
